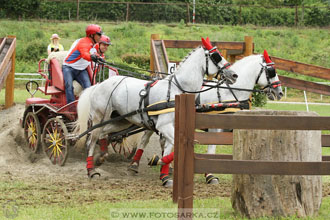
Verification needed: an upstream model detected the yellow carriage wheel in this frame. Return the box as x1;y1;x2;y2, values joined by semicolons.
41;118;69;166
23;112;41;153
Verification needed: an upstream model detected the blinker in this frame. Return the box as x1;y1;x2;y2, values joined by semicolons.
266;66;276;78
210;52;222;64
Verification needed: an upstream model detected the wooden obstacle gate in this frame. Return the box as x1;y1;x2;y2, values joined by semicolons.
172;94;330;219
0;36;16;109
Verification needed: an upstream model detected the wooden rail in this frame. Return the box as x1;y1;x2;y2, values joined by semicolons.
173;94;330;219
0;36;16;109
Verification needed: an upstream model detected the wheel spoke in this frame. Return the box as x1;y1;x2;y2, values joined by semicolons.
42;118;69;166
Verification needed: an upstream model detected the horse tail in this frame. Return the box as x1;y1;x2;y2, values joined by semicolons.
74;86;94;147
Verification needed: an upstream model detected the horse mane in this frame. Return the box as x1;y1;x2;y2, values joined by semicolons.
233;54;261;67
176;46;201;70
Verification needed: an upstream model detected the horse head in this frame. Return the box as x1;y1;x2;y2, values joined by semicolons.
256;50;283;100
202;37;238;84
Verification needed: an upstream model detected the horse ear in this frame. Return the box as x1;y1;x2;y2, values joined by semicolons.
263;50;272;64
201;37;212;50
201;37;206;48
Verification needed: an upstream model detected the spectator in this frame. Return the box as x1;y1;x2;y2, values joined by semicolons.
47;34;64;55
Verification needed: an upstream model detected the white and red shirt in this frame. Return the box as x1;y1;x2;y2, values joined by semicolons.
63;37;96;70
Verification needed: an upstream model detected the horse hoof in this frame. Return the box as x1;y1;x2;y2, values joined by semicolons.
148;155;160;166
88;169;101;179
128;163;139;173
206;174;219;185
161;175;173;188
208;178;219;185
163;179;173;188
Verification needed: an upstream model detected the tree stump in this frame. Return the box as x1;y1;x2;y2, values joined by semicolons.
231;110;322;218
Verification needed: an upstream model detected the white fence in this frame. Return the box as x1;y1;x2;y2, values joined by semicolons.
15;73;44;81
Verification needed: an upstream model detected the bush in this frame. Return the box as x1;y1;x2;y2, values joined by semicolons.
252;89;268;107
305;7;330;26
121;53;150;70
18;40;48;61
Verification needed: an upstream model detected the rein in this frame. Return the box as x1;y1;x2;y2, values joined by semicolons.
98;60;170;79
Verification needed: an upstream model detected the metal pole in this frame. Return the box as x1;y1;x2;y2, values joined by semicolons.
193;0;195;24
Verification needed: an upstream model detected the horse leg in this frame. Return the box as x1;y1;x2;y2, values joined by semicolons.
128;130;154;173
148;125;174;187
205;128;220;185
86;128;103;178
159;134;173;175
93;136;109;167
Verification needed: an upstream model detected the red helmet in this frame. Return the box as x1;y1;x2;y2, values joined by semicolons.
99;35;111;45
86;24;103;36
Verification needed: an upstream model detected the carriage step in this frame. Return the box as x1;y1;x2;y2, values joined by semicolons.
38;86;63;95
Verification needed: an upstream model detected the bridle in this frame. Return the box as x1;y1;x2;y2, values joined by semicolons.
172;46;229;94
255;57;281;91
204;46;231;79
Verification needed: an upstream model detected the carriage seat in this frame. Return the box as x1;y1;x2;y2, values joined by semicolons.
38;58;65;95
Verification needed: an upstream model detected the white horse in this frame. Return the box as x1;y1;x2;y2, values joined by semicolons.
197;49;283;184
74;37;237;187
136;50;283;184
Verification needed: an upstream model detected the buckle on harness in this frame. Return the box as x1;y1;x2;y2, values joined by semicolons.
139;89;147;97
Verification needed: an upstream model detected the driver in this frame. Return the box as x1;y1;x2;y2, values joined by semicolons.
91;35;118;82
62;24;103;105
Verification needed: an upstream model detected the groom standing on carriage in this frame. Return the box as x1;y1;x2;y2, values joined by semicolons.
62;24;104;106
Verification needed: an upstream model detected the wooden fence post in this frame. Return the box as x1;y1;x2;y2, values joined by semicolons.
222;49;228;61
186;3;190;24
177;94;195;220
243;36;253;56
150;34;160;76
126;3;130;22
76;0;80;20
5;47;15;109
243;36;253;106
173;95;181;203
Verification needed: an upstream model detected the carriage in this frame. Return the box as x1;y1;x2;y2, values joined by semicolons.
21;38;282;187
21;52;137;166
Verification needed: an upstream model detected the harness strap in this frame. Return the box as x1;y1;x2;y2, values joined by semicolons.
225;81;239;102
139;80;158;132
196;99;250;113
173;74;186;93
217;85;221;103
167;75;174;102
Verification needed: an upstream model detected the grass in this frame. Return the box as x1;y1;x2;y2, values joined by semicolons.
263;102;330;116
2;194;330;220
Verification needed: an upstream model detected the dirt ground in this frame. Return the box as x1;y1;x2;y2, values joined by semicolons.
0;104;328;206
0;104;232;206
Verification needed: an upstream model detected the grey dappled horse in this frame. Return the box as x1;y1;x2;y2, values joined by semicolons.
132;50;283;184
